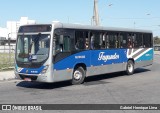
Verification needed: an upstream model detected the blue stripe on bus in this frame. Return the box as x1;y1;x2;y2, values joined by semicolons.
54;49;128;70
16;49;153;72
54;49;153;70
17;66;45;74
136;49;153;61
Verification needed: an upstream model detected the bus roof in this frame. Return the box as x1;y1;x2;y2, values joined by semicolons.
53;22;152;34
19;22;152;34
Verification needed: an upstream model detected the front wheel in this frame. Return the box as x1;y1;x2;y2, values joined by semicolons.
126;60;134;75
71;67;85;85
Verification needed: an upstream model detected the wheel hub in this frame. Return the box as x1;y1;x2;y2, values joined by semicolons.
128;63;133;72
74;70;82;80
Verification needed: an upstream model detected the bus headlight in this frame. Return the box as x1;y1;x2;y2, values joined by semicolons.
41;65;49;74
17;67;23;73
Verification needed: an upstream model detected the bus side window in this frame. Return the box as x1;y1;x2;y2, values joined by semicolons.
132;34;139;48
105;34;109;48
90;33;94;49
103;33;107;49
121;33;127;48
55;35;70;53
99;33;103;49
99;33;107;49
127;34;133;48
63;36;70;52
143;33;152;48
85;38;89;49
75;31;85;50
134;33;142;48
114;34;118;48
108;33;114;48
118;33;123;48
94;32;101;50
137;34;143;48
55;35;62;53
90;32;101;50
108;32;118;49
84;32;90;50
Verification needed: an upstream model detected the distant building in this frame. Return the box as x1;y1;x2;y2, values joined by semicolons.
7;17;36;40
0;27;8;38
0;17;36;46
0;27;7;45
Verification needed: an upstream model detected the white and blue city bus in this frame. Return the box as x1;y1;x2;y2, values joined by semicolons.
14;22;153;84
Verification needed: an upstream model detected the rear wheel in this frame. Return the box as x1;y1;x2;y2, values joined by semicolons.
71;67;85;85
126;60;134;75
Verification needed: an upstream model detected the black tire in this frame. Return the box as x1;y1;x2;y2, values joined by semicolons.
126;60;134;75
71;67;85;85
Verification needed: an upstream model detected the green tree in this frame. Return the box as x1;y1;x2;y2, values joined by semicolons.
154;36;160;44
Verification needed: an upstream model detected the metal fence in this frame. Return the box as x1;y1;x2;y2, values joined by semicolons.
0;45;15;71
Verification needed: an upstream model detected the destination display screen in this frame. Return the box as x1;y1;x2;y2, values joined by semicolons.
18;25;52;33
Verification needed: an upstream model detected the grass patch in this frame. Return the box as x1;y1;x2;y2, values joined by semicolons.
0;53;15;70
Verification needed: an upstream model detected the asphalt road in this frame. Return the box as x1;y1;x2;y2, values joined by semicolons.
0;55;160;113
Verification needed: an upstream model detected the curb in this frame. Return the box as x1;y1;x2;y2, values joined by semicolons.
0;70;16;81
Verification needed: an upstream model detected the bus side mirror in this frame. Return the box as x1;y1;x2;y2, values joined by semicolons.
60;35;64;44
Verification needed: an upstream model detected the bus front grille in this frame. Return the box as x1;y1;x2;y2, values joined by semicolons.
19;74;38;81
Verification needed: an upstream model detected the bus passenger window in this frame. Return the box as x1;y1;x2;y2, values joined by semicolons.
105;34;109;48
127;34;133;48
85;38;89;49
120;33;127;48
55;35;63;53
132;34;137;48
90;32;101;50
128;38;132;48
75;38;84;50
117;33;122;48
75;31;85;50
108;33;118;49
84;32;90;50
90;33;94;49
100;33;106;49
63;36;70;52
143;34;152;48
55;35;70;53
108;34;114;48
136;34;143;48
114;34;118;48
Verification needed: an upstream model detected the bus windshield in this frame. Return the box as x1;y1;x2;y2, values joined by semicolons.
16;34;50;63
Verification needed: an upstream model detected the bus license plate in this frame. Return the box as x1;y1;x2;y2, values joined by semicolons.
24;78;31;81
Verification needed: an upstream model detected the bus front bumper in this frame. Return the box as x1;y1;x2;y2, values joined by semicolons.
14;71;53;83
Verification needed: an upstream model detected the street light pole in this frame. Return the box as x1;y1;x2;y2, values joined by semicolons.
92;0;100;26
8;33;11;46
8;33;11;66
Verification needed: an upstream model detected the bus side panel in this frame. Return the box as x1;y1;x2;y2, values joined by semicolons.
53;69;73;82
87;63;126;76
134;48;153;68
88;49;128;76
53;51;91;82
127;48;153;68
52;48;153;82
